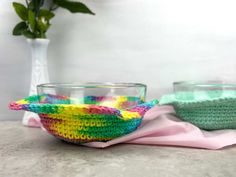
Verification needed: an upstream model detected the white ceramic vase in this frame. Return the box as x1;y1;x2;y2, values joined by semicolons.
22;38;50;127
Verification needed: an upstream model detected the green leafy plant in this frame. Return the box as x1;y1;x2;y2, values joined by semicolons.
12;0;95;39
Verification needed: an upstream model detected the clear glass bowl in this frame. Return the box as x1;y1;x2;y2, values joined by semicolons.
173;81;236;100
37;83;147;109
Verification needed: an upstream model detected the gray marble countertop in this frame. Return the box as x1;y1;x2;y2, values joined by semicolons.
0;121;236;177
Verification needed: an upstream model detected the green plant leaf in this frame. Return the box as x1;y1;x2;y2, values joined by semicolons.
12;21;28;35
22;30;35;39
12;2;28;21
37;17;50;32
39;9;55;20
53;0;95;15
28;10;36;32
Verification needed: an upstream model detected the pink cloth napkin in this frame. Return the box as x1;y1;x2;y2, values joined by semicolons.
83;106;236;149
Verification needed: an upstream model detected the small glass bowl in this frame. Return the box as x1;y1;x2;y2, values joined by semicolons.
37;82;147;109
173;81;236;100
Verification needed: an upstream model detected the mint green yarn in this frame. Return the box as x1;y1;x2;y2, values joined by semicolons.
160;90;236;130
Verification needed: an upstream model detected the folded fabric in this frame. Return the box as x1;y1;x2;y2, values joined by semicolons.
84;106;236;149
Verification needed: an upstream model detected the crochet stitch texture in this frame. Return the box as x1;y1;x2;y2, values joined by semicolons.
160;90;236;130
10;94;158;143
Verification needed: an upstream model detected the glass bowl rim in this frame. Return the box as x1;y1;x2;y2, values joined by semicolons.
37;82;147;89
173;81;236;88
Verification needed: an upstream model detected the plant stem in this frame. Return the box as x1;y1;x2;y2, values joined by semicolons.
25;0;29;7
34;0;40;17
49;5;59;11
40;0;44;7
40;32;46;39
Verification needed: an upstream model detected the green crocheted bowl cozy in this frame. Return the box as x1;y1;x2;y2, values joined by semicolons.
159;90;236;130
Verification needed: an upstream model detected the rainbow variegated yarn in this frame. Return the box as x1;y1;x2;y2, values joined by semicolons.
10;94;158;143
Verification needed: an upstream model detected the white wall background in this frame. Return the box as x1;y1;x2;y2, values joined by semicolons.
1;0;236;120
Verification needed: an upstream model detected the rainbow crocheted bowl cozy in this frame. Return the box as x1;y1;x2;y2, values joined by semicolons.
9;94;158;143
159;90;236;130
